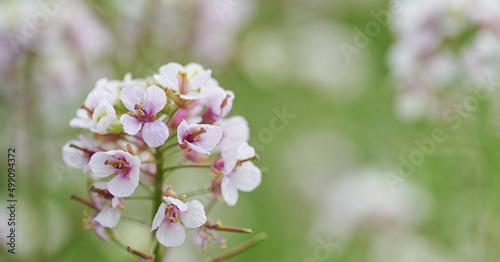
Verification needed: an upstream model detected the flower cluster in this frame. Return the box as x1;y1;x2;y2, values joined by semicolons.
63;62;262;259
388;0;500;121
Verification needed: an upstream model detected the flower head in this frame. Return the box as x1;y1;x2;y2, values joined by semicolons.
154;63;211;100
89;150;141;197
177;120;222;154
120;83;169;147
70;78;120;129
151;196;207;247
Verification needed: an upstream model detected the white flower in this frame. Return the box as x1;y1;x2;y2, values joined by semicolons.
177;120;222;154
154;63;211;100
89;150;141;197
89;101;117;135
151;196;207;247
216;142;261;206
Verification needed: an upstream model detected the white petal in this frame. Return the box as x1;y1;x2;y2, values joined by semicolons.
221;176;239;206
107;174;138;197
165;197;188;212
142;120;169;148
89;152;115;178
233;162;262;192
62;141;87;169
92;181;108;190
155;63;184;91
218;116;250;149
236;142;256;160
143;85;167;114
221;146;239;175
156;221;186;247
186;141;210;155
151;203;167;231
70;109;91;129
180;200;206;228
111;197;121;209
195;124;222;152
120;83;146;112
94;205;121;228
120;114;143;135
188;68;211;90
180;91;207;100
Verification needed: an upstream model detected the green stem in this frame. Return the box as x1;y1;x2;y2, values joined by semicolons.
162;142;180;153
153;146;165;260
207;233;268;262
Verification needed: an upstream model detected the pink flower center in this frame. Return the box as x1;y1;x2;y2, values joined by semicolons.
129;103;157;122
164;205;179;223
184;128;206;143
105;157;131;177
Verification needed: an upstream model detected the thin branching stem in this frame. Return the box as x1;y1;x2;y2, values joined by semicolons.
207;233;268;262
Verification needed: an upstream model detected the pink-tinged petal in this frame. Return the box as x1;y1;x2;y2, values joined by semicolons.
221;176;239;206
151;203;167;231
89;152;115;178
120;114;142;135
189;69;211;90
143;85;167;114
107;174;138;197
93;222;108;241
154;63;184;92
177;120;189;144
164;196;188;212
142;120;169;148
120;83;146;112
180;200;206;228
156;221;186;247
94;205;121;228
233;162;262;192
180;91;207;100
186;141;210;155
194;124;222;152
128;155;142;171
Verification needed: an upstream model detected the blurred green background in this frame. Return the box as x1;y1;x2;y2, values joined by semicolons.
2;0;500;261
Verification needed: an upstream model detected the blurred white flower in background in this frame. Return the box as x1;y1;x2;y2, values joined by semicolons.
310;169;430;240
369;231;454;262
388;0;500;121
